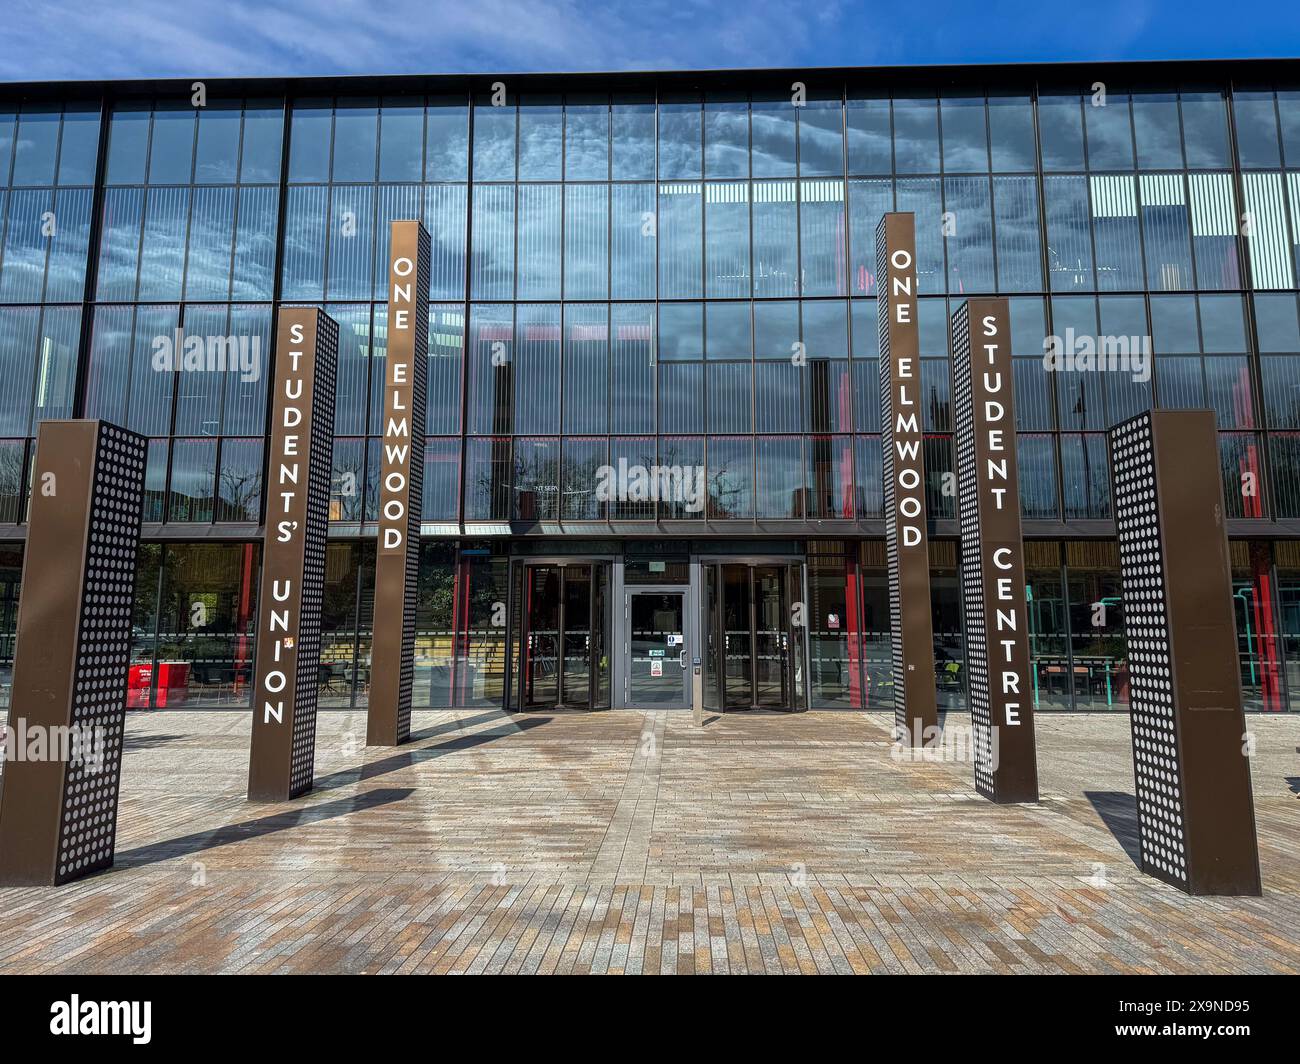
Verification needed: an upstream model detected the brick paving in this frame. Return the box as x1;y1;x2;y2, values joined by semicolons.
0;708;1297;974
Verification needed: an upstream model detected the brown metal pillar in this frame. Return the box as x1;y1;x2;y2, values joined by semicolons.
0;420;147;885
368;221;430;745
1109;409;1261;895
876;213;938;746
953;298;1039;803
247;308;339;801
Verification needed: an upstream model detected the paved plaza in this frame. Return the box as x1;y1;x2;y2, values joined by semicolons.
1;708;1297;974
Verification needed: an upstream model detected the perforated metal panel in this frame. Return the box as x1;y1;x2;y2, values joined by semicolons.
1110;412;1187;886
0;420;145;886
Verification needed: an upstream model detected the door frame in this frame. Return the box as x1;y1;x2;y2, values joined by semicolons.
620;584;694;709
697;555;810;712
507;556;616;711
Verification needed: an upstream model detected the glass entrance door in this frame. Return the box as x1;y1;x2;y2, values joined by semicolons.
626;591;690;707
516;562;610;710
703;562;806;711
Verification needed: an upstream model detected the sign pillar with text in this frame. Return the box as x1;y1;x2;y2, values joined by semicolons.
876;213;938;746
0;420;146;885
953;298;1038;803
247;308;338;801
1109;410;1261;895
368;221;430;746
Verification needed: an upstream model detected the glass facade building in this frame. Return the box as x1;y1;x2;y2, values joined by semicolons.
1;61;1299;713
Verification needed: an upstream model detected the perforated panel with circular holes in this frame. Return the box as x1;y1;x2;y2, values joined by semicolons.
54;422;147;884
1110;412;1187;888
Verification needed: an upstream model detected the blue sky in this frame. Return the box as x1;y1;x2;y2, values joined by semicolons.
2;0;1298;82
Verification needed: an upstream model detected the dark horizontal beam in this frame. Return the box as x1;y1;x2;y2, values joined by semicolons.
3;56;1300;104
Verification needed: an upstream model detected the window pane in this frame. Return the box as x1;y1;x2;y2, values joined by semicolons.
705;181;750;297
659;96;701;180
240;102;284;183
1139;173;1193;291
378;99;423;182
1090;175;1142;290
138;186;189;301
194;104;240;183
1234;91;1281;168
1084;93;1134;170
32;305;79;425
422;438;460;521
707;362;752;433
846;96;890;175
751;95;797;178
326;184;374;299
1132;93;1183;169
0;308;37;434
612;183;655;298
847;178;891;295
1060;434;1110;518
148;106;195;184
704;94;748;179
563;304;607;434
168;438;217;522
106;105;150;184
892;95;938;174
518;96;562;181
472;96;515;181
332;99;377;182
280;185;327;299
422;183;467;300
706;301;751;360
517;183;561;300
944;175;994;293
12;107;61;186
659;362;703;432
612;304;654;433
988;94;1035;172
0;188;53;302
658;302;702;360
217;438;263;521
231;186;278;300
799;94;844;177
57;107;101;185
611;96;655;180
1187;172;1240;288
940;95;988;173
1254;294;1300;352
1039;93;1085;170
425;95;468;181
1043;175;1094;291
1181;91;1231;169
565;96;609;181
895;178;943;294
185;186;235;300
514;304;560;435
563;183;608;300
993;175;1042;292
757;436;802;517
1017;434;1058;518
800;178;847;296
659;181;702;298
470;183;515;299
